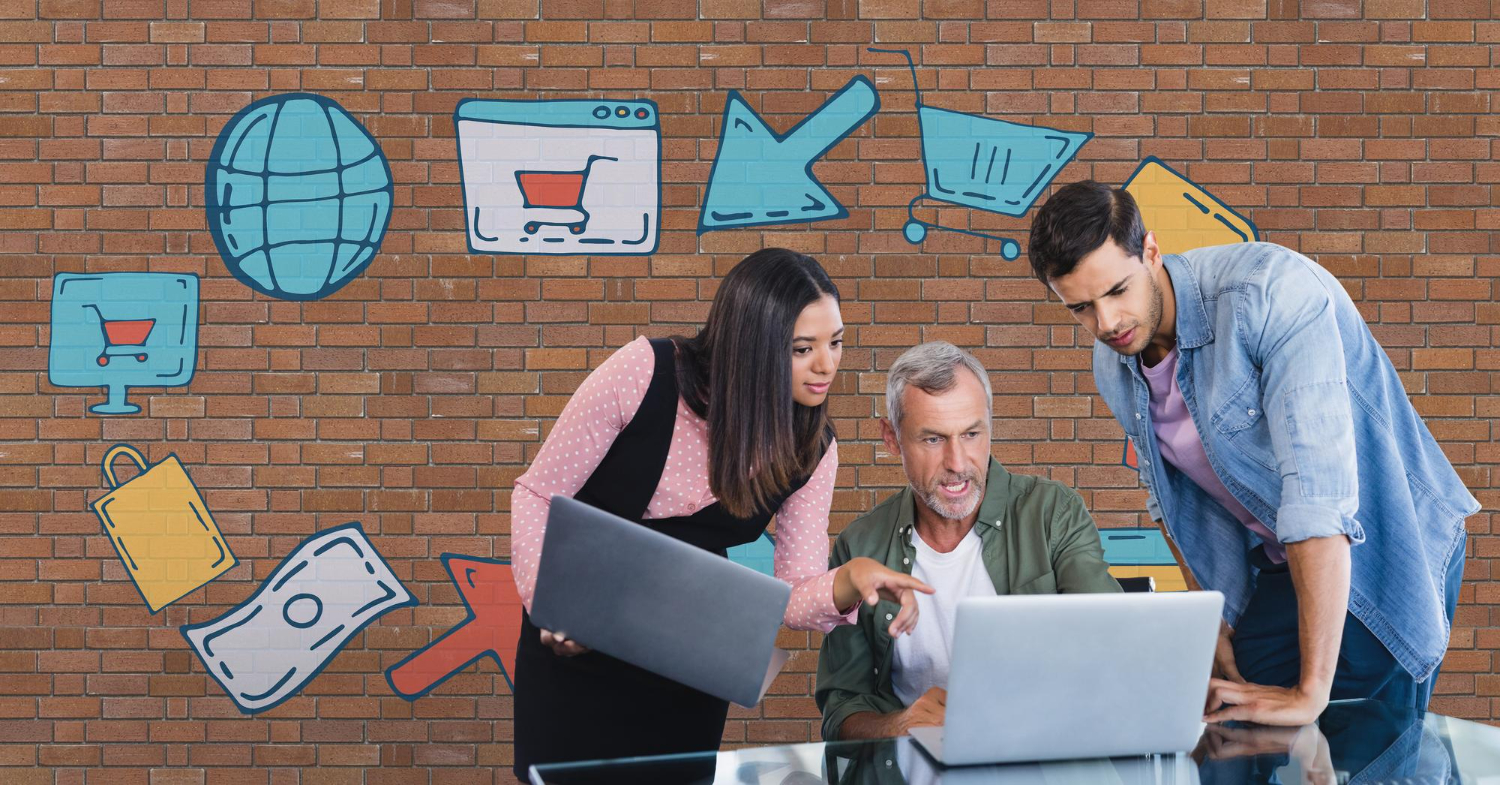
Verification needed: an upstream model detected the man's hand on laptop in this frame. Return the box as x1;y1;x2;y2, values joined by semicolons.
539;628;589;657
1203;680;1328;727
833;557;936;637
1204;621;1247;714
1211;621;1244;684
900;687;946;734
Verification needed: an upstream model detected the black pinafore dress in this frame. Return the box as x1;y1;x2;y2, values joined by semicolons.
512;338;823;777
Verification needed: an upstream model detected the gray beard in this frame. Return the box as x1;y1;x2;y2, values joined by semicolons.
914;478;984;521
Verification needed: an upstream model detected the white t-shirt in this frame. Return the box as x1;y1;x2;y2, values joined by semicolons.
891;525;998;706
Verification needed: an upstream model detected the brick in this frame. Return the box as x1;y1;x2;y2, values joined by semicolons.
2;0;1500;765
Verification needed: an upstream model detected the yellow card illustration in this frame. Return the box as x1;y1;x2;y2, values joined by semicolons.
92;443;236;613
1123;157;1258;255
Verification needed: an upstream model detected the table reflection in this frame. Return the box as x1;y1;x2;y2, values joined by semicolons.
530;700;1484;784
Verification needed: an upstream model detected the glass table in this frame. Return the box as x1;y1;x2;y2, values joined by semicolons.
530;700;1500;784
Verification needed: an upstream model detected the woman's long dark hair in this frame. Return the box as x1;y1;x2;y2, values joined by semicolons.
674;249;840;518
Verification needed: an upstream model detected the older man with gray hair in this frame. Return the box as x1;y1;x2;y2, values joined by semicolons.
816;341;1121;741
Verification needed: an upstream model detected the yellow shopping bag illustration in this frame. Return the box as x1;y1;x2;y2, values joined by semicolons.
92;443;237;613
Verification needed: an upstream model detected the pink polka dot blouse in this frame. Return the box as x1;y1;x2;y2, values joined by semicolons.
510;336;858;633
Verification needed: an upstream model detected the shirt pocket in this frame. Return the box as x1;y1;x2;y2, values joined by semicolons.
1210;370;1278;473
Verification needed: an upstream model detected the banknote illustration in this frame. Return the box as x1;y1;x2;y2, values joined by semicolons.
180;522;416;714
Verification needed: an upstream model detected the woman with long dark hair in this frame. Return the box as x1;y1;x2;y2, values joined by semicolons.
508;249;932;776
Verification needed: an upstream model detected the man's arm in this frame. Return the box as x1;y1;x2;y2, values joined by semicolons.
1206;251;1364;726
836;688;945;740
1049;489;1125;593
1287;535;1351;705
1164;527;1247;687
836;710;909;740
1206;535;1349;725
816;534;903;740
1160;527;1202;592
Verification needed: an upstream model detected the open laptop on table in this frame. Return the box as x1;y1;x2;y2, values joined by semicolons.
529;494;792;708
909;591;1223;766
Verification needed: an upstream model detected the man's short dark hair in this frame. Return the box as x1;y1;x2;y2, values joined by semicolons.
1027;180;1147;283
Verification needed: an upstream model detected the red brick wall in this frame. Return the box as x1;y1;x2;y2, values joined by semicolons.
4;0;1498;778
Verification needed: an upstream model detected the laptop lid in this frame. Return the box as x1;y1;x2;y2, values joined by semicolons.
938;592;1223;765
529;494;792;708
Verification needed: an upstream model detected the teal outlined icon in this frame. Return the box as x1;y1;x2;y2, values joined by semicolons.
726;531;777;577
869;47;1091;259
48;273;199;415
205;93;393;301
698;76;880;234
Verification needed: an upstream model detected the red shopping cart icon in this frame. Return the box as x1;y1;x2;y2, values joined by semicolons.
84;304;154;366
514;154;617;236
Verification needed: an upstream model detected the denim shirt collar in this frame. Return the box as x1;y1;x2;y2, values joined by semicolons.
1116;254;1214;365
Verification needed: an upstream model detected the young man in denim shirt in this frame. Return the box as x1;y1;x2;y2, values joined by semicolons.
1028;181;1480;726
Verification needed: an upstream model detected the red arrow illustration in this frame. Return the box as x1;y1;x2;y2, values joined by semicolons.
386;555;523;699
1123;438;1139;471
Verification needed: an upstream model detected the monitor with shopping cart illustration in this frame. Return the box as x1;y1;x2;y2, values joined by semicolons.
48;273;199;415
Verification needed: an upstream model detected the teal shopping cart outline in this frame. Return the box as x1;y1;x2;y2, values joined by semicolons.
868;47;1092;259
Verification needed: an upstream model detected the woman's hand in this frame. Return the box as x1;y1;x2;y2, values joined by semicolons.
539;629;589;657
834;557;935;637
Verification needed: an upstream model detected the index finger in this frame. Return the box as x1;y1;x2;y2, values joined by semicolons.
884;573;935;594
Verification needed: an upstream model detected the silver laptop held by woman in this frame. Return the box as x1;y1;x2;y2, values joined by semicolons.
530;494;792;708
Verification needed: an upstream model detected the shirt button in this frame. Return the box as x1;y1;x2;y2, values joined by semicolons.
903;558;910;565
1135;413;1142;420
874;667;880;675
886;613;894;621
1248;408;1257;417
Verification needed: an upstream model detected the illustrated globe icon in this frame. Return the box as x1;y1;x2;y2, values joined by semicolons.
206;93;393;301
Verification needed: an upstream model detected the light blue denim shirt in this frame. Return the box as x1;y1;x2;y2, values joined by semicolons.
1093;242;1480;683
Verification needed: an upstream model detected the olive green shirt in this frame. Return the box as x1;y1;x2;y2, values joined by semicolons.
815;458;1122;741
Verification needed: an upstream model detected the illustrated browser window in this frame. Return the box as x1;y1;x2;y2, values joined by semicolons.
455;98;661;256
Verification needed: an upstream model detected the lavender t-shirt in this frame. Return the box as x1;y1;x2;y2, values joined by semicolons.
1141;349;1287;564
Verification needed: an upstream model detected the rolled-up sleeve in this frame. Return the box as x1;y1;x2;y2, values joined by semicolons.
1247;253;1365;545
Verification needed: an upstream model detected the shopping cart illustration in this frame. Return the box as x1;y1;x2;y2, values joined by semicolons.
83;304;154;366
513;154;618;236
869;47;1092;259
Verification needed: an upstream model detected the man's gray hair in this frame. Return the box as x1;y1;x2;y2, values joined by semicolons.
885;341;993;434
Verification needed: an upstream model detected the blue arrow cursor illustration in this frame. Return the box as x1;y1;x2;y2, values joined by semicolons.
698;76;880;234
